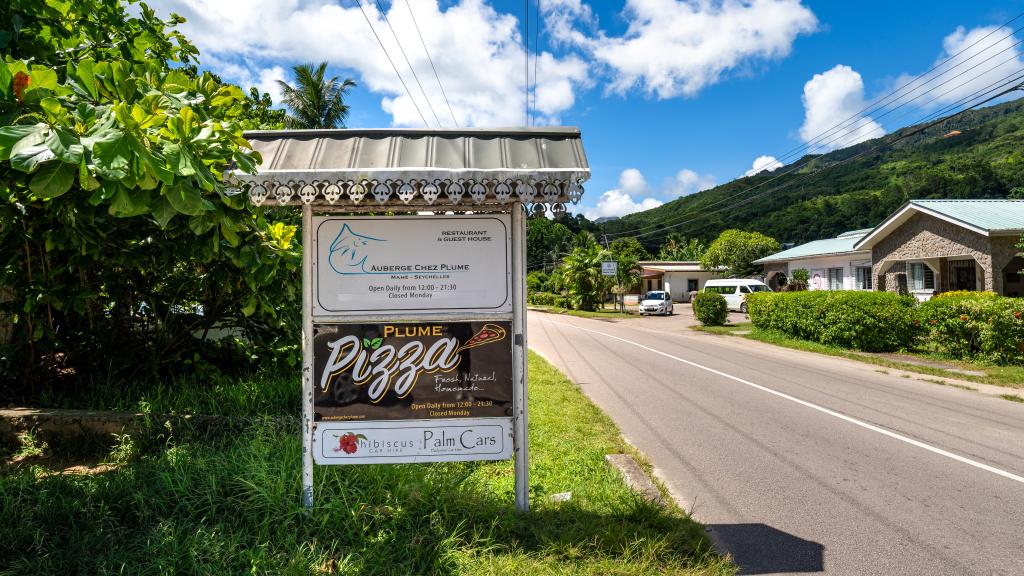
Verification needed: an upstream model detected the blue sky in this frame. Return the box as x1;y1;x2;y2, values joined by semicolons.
148;0;1024;218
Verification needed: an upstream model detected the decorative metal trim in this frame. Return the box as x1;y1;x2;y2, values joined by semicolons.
231;173;586;216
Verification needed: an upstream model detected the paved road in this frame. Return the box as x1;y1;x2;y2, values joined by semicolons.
528;310;1024;575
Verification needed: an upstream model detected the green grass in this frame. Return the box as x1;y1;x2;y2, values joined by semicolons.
0;353;731;575
528;305;636;320
1000;394;1024;403
693;323;1024;390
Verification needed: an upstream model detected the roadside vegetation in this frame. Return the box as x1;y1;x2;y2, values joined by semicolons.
694;321;1024;390
0;353;732;575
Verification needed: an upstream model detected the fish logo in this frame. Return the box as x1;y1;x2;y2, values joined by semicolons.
328;223;385;275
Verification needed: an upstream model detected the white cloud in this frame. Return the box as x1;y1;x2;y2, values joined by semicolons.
617;168;648;195
547;0;818;99
799;65;885;151
744;154;782;176
586;189;663;219
665;168;716;197
583;166;713;218
893;26;1024;110
148;0;589;127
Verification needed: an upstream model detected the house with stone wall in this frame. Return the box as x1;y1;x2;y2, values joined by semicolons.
852;199;1024;300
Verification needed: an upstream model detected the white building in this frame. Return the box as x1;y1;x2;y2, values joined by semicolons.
637;261;723;302
753;229;874;291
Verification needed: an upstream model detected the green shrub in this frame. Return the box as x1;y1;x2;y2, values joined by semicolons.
931;290;998;300
527;292;557;306
746;291;919;352
693;292;728;326
917;295;1024;364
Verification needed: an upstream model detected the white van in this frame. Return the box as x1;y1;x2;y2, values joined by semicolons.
702;279;772;313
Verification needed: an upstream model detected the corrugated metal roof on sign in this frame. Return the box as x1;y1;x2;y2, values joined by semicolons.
911;199;1024;233
245;127;588;173
753;231;870;264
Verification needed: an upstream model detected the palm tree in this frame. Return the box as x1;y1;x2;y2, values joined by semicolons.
276;62;357;129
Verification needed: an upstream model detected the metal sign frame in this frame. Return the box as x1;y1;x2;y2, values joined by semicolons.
300;203;530;512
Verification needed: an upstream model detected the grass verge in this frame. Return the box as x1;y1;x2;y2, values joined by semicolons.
528;305;636;320
0;352;731;575
693;323;1024;390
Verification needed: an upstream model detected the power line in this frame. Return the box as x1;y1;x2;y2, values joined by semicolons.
373;0;442;128
533;0;541;126
605;30;1024;239
403;0;459;126
629;73;1024;246
524;0;529;126
774;14;1024;165
357;0;431;127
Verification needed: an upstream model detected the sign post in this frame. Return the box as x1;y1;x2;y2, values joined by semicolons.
232;127;588;515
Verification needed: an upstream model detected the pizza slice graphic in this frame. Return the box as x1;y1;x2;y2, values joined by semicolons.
457;323;507;352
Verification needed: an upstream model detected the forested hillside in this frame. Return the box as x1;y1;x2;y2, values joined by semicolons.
597;97;1024;250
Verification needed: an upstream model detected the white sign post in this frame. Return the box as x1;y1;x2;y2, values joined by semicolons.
601;261;618;276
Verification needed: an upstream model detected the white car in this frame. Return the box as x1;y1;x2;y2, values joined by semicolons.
639;291;674;315
702;279;772;313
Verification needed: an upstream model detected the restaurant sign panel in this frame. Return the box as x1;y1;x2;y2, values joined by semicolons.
313;215;511;316
312;320;514;465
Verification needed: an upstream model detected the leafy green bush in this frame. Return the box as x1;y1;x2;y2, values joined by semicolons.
931;290;998;300
746;291;919;352
917;295;1024;364
693;292;728;326
527;292;572;309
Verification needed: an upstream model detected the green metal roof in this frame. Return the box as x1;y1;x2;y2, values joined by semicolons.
909;199;1024;233
854;199;1024;250
754;231;870;264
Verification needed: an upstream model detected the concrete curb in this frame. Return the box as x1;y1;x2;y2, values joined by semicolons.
605;453;664;506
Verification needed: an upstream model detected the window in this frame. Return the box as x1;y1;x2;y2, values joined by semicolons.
909;263;935;291
703;286;737;295
855;266;873;290
739;285;751;294
748;284;771;292
827;268;844;290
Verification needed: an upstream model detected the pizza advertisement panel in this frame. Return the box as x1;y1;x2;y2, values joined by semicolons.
313;321;514;422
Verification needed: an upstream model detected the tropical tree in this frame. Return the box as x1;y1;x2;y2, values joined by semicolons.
276;63;357;129
609;237;649;296
658;234;707;261
559;244;609;311
0;0;299;391
700;230;780;278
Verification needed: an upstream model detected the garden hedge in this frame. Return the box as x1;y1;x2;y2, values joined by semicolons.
527;292;572;309
917;294;1024;364
693;292;729;326
746;291;919;352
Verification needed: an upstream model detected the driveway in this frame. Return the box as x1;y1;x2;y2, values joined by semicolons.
528;310;1024;575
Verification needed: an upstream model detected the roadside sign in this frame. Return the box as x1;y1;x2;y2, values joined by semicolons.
601;261;618;276
313;215;511;316
314;419;512;464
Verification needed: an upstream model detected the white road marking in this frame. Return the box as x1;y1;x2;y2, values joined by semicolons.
562;321;1024;486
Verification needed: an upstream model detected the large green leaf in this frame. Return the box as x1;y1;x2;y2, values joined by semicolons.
44;128;84;164
29;65;58;91
0;61;12;99
0;124;46;161
72;59;99;100
29;162;75;199
164;185;211;216
10;143;55;173
150;195;178;228
92;130;132;180
108;186;152;217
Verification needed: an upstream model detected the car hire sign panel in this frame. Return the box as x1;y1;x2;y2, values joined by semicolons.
314;419;512;464
312;215;511;316
312;320;514;464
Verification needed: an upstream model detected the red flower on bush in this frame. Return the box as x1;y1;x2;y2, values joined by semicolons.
1015;311;1022;320
336;432;359;454
13;71;29;103
959;315;968;322
929;319;937;325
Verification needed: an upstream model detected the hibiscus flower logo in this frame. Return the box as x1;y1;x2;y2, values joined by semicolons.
333;432;367;454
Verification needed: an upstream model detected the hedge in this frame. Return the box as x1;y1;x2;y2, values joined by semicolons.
527;292;572;309
746;291;919;352
917;294;1024;364
693;292;728;326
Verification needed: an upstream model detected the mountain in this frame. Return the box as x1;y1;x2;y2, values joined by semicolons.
597;97;1024;252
